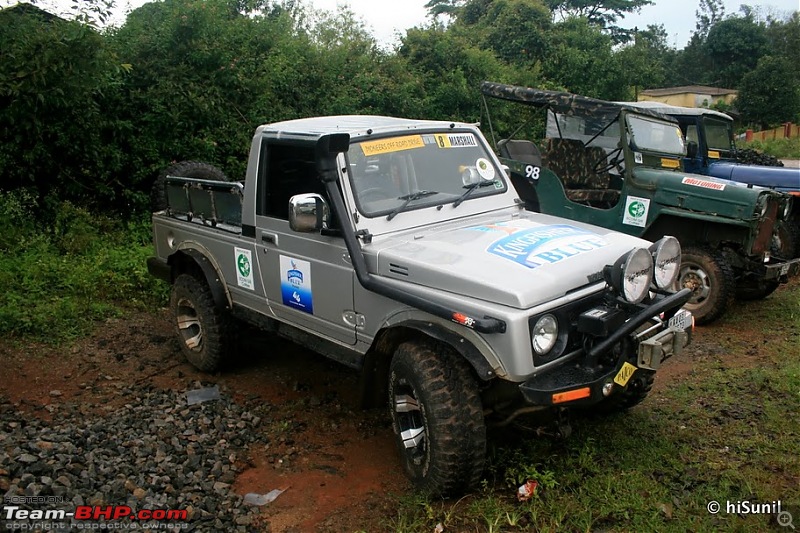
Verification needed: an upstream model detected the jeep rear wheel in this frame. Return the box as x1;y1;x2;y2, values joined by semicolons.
388;342;485;496
169;274;230;372
677;246;734;325
151;161;229;212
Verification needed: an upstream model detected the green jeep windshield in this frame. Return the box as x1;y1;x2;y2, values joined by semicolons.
626;114;686;156
346;131;507;218
703;116;735;154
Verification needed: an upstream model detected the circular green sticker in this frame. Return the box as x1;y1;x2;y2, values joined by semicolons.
628;201;646;218
237;253;251;277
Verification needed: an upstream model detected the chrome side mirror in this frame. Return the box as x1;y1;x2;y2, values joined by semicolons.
288;193;330;232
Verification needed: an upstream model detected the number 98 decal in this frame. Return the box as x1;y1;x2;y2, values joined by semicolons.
525;165;541;180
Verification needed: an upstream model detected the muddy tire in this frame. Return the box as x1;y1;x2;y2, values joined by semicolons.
388;341;486;497
151;161;228;212
169;274;230;372
677;246;735;325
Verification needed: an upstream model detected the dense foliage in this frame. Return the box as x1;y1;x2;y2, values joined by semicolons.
0;0;797;216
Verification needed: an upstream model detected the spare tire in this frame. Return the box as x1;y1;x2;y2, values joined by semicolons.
151;161;228;212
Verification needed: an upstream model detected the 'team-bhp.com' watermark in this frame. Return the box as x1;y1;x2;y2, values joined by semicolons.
3;499;189;530
707;500;795;529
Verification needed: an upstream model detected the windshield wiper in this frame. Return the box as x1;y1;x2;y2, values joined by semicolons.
386;190;439;221
452;180;495;208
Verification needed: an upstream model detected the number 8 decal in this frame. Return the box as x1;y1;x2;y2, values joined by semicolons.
525;165;541;180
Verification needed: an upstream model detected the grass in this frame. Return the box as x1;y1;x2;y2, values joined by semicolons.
741;136;800;159
390;281;800;532
0;190;168;342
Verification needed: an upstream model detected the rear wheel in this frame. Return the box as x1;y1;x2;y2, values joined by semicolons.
388;341;485;496
151;161;228;212
169;274;231;372
677;246;735;325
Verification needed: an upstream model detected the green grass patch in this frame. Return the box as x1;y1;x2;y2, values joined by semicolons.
741;136;800;159
391;282;800;532
0;191;168;342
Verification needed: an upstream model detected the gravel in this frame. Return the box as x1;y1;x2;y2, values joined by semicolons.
1;383;272;532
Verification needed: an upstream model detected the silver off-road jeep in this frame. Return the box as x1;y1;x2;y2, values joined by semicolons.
148;116;693;496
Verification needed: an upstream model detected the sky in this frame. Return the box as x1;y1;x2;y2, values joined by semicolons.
5;0;799;50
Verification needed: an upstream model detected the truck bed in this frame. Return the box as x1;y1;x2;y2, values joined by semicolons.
164;176;244;233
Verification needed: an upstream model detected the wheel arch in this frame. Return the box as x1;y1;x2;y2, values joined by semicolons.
358;320;499;409
167;246;232;311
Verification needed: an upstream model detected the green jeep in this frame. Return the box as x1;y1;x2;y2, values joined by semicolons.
481;81;799;324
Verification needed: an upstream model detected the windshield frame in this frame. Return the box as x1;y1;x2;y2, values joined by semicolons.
344;128;509;220
625;113;687;157
702;116;736;155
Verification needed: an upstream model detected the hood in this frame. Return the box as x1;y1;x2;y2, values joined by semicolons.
707;161;800;192
633;167;767;219
371;213;649;309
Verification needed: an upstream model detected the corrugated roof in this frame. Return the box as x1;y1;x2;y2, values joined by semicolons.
640;86;737;97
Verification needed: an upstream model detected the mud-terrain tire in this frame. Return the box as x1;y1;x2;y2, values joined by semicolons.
388;341;486;497
594;373;655;415
169;274;231;372
677;246;735;325
151;161;228;212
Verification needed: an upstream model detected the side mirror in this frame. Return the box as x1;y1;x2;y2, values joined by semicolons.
686;141;699;159
289;193;330;232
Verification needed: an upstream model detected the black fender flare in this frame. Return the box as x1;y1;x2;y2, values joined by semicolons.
359;319;498;409
168;248;231;311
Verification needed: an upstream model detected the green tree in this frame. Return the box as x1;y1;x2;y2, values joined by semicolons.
705;13;768;88
615;24;673;96
0;3;126;210
735;55;800;129
543;0;653;41
542;17;629;99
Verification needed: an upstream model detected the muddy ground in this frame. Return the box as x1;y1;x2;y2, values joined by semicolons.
0;280;796;532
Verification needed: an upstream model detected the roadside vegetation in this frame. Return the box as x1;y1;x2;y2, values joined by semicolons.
0;190;166;342
743;136;800;160
391;280;800;532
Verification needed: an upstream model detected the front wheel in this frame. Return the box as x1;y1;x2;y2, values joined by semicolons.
169;274;231;372
388;342;486;497
676;246;735;325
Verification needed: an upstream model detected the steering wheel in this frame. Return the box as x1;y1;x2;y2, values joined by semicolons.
359;187;395;203
592;147;624;174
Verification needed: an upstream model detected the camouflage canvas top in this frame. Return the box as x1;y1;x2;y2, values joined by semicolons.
480;81;673;123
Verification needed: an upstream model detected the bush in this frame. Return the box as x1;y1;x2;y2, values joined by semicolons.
0;197;167;341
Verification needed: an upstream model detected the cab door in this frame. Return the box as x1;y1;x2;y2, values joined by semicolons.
253;139;357;345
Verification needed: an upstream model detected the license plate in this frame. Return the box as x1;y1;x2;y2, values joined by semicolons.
668;309;692;331
614;362;637;387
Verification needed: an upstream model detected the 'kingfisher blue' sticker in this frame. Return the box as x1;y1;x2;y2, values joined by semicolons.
487;224;608;269
280;255;313;314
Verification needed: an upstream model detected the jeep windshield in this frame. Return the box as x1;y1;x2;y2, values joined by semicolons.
703;116;736;156
346;131;507;218
626;114;686;157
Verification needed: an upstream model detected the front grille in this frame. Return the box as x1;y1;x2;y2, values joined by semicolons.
752;196;778;254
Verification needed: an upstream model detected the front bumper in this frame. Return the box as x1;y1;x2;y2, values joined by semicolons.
761;256;800;282
519;308;693;407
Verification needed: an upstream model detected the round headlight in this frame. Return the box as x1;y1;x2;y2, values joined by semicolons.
621;248;653;304
532;314;558;355
782;197;792;220
650;236;681;289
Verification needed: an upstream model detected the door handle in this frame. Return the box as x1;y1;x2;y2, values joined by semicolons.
261;232;278;245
